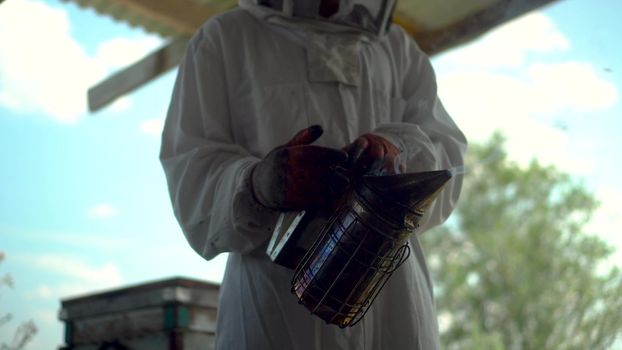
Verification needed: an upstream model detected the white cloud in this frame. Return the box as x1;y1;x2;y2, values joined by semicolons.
435;13;618;176
48;232;131;250
139;118;165;136
95;37;162;70
35;310;58;327
1;224;132;251
87;204;118;219
0;0;102;122
438;70;597;175
32;254;122;298
436;12;570;69
35;255;120;284
527;62;618;113
0;0;163;122
439;63;618;127
36;285;53;299
107;96;133;113
141;243;228;283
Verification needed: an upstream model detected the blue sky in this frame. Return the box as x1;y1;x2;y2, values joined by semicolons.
0;0;620;348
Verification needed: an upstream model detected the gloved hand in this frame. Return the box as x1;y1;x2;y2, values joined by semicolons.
343;133;404;176
251;125;350;211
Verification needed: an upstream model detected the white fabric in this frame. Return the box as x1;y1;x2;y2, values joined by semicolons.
160;5;467;350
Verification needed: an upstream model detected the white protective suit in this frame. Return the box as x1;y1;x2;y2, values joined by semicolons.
160;1;467;349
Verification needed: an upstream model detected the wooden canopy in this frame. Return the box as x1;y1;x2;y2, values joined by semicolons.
58;0;560;111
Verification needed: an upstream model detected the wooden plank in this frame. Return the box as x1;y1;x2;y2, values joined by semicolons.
67;306;217;344
87;36;189;112
396;0;498;32
65;333;215;350
60;277;220;320
104;0;223;35
71;307;165;344
412;0;561;55
85;0;562;112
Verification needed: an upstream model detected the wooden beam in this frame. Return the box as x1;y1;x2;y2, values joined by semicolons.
103;0;223;35
85;0;562;112
88;37;189;112
393;14;420;40
412;0;561;55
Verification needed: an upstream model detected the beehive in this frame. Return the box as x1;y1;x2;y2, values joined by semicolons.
59;277;219;350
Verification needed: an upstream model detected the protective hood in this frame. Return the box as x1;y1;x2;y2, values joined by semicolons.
241;0;396;35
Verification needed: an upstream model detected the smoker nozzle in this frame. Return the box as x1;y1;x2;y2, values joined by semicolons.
358;169;453;228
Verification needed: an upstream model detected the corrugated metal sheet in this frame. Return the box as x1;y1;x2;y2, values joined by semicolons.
60;0;504;38
62;0;182;37
58;0;560;110
397;0;499;31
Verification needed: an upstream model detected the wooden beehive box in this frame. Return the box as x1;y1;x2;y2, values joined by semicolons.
59;277;220;350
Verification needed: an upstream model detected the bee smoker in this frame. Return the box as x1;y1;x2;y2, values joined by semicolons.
266;169;453;327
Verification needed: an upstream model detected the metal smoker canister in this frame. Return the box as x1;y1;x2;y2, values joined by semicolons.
291;170;452;327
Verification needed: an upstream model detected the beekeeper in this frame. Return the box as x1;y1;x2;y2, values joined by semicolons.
160;0;467;348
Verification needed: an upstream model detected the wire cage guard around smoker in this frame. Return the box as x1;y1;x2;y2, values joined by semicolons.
291;195;412;328
283;170;452;328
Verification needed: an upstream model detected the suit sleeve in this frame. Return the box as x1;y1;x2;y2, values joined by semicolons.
373;29;468;236
159;22;278;261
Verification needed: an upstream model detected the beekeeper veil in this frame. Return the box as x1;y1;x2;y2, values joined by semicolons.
255;0;397;35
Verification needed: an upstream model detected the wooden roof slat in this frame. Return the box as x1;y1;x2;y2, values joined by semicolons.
88;37;189;111
107;0;218;35
54;0;562;112
413;0;560;54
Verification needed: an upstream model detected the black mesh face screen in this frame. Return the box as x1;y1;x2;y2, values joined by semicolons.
254;0;396;35
259;0;284;11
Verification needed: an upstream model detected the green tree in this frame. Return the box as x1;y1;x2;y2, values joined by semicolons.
422;134;622;350
0;252;37;350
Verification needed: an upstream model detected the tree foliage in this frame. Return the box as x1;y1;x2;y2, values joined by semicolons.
0;252;37;350
422;134;622;350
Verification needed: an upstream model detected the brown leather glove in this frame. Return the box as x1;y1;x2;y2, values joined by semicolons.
251;125;350;211
343;133;403;176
